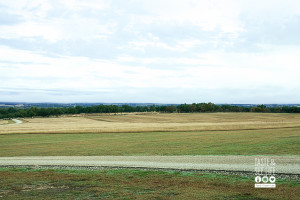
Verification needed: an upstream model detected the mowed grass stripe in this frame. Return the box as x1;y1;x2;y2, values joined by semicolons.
0;128;299;156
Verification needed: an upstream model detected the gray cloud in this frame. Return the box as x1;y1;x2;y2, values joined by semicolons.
0;0;300;103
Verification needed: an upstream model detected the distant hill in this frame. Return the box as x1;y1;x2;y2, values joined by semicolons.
0;102;177;108
0;102;299;108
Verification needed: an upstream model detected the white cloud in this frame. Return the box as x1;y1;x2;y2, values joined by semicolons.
1;44;299;92
0;21;61;42
0;0;113;42
59;0;110;11
128;0;244;34
1;0;300;103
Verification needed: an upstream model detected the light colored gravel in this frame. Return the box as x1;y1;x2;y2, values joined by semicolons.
8;119;23;125
0;156;299;174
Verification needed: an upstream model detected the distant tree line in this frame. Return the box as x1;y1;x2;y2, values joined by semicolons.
0;103;299;119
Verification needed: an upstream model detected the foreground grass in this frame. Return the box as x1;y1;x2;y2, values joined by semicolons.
0;168;298;200
0;128;299;156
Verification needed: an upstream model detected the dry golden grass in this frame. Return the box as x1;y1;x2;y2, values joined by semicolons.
0;120;8;125
1;113;300;134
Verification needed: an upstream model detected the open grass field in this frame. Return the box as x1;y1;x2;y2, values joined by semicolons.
1;113;300;134
1;113;299;199
0;168;299;200
0;113;299;156
0;128;299;156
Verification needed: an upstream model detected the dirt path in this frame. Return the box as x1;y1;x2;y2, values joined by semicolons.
0;156;299;174
9;119;23;125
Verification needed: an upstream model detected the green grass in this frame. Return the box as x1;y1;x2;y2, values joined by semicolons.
0;128;299;156
0;168;298;200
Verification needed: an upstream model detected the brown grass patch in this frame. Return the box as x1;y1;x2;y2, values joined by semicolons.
0;113;299;134
0;120;9;125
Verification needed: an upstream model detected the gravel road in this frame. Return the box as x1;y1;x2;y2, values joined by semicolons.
0;156;299;174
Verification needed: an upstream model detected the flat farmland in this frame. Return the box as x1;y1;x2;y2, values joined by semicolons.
1;112;300;134
0;113;299;156
1;113;299;199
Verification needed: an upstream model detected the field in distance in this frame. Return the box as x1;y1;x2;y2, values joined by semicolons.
0;113;299;156
1;112;300;134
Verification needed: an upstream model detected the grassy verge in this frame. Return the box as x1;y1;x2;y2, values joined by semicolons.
0;128;299;156
0;168;299;200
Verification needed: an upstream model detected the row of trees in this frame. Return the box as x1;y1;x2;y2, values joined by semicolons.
0;103;299;119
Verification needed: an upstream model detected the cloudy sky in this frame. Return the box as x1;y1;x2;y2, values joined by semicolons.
1;0;300;104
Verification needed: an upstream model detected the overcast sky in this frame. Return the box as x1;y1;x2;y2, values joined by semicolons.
0;0;300;104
